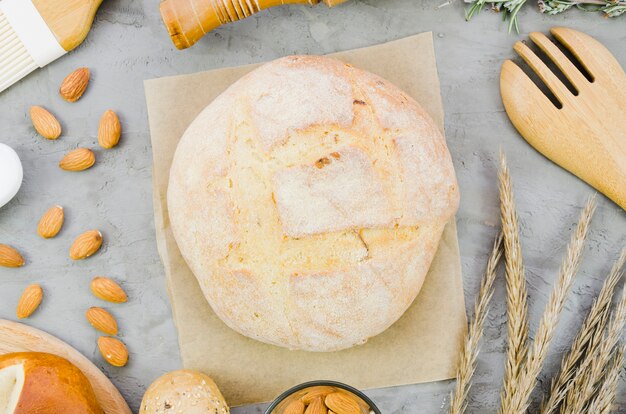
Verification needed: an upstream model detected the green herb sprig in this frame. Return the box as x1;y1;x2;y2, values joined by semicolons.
466;0;625;33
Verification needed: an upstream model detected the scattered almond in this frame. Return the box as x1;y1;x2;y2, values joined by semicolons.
304;397;327;414
98;110;121;149
301;387;336;405
97;336;128;367
30;106;61;139
59;67;90;102
69;230;103;260
324;393;361;414
37;205;64;238
91;276;127;303
0;244;25;267
16;284;43;318
59;148;95;171
284;400;306;414
86;307;118;335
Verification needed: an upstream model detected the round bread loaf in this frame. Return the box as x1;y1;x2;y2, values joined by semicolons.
168;55;459;351
140;370;229;414
0;352;102;414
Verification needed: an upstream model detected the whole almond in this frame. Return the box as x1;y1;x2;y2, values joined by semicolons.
59;67;90;102
304;397;327;414
324;393;361;414
86;307;118;335
284;400;305;414
98;110;121;149
37;205;64;238
0;244;25;267
30;106;61;139
90;277;127;303
69;230;102;260
97;336;128;367
59;148;95;171
16;284;43;318
301;387;335;405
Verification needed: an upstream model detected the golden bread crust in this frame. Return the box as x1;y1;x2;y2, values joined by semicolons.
168;55;459;351
0;352;102;414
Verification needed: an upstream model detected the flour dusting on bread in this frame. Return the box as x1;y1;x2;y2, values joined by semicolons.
168;55;459;351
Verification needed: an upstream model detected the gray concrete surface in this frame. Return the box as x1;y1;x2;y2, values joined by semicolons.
1;1;625;412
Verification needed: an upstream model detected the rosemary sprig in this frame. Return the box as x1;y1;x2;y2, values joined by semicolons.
466;0;625;33
540;0;626;16
466;0;526;33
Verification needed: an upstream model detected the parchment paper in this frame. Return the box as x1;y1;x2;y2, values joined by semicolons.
145;32;467;407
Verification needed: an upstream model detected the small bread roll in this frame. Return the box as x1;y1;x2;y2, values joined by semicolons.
0;352;102;414
140;370;229;414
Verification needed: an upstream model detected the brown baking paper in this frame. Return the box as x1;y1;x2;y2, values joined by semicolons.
145;32;466;407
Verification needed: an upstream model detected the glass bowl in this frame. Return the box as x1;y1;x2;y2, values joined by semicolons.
264;380;382;414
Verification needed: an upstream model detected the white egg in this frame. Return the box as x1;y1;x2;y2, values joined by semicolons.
0;143;23;208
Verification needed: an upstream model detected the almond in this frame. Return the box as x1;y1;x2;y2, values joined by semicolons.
90;276;127;303
59;67;90;102
284;400;305;414
16;284;43;318
37;205;64;238
0;244;25;267
69;230;102;260
301;387;336;405
97;336;128;367
97;110;121;149
59;148;95;171
304;397;327;414
324;393;361;414
30;106;61;139
86;307;118;335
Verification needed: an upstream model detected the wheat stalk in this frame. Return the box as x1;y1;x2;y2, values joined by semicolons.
563;264;626;414
498;153;530;414
449;233;504;414
503;196;596;413
584;344;625;414
542;246;626;414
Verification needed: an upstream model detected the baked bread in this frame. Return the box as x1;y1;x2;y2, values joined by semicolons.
0;352;102;414
140;370;229;414
168;55;459;351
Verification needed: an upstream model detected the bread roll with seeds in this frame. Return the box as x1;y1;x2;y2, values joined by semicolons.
168;55;459;351
140;370;229;414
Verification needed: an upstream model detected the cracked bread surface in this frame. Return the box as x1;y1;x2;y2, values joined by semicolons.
167;55;459;351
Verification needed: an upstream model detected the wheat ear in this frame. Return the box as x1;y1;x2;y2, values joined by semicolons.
505;196;596;413
563;260;626;414
498;153;530;414
449;233;504;414
542;246;626;414
584;344;625;414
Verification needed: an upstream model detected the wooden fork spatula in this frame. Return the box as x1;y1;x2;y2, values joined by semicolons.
500;27;626;210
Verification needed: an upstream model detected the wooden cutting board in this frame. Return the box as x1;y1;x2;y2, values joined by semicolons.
0;319;131;414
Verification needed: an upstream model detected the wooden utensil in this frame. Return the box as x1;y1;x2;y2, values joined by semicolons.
0;319;131;414
160;0;348;50
500;27;626;210
0;0;103;93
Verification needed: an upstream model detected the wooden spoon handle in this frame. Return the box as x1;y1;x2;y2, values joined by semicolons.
160;0;347;49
